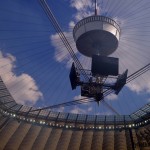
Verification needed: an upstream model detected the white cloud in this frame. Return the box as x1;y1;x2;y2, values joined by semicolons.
70;105;92;114
70;0;93;11
87;106;92;112
70;0;102;21
50;31;77;68
68;95;93;114
0;51;43;105
106;93;118;101
74;94;82;100
70;106;86;114
96;111;112;115
58;107;65;112
69;21;75;29
126;73;150;94
73;94;91;106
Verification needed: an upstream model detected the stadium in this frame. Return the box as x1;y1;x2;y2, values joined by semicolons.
0;77;150;149
0;0;150;150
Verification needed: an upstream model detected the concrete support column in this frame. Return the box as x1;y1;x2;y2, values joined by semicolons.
18;125;41;150
4;122;31;150
0;120;19;149
91;131;104;150
68;130;83;150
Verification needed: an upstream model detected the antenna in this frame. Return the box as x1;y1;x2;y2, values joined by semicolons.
95;0;97;15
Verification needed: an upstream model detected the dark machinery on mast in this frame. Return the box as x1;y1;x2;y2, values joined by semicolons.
69;13;128;104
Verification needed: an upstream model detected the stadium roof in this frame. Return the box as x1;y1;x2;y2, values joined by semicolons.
0;76;150;127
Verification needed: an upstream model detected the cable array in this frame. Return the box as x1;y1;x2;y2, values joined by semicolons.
0;0;149;115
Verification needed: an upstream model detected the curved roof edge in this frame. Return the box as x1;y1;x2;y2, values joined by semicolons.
0;76;150;128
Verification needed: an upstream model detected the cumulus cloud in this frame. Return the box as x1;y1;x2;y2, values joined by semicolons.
70;0;92;11
70;106;86;114
70;0;93;12
96;111;112;115
106;93;118;101
126;73;150;94
0;51;43;105
70;0;102;21
73;94;91;105
74;94;83;100
65;95;93;114
57;107;65;112
70;105;93;114
50;31;76;68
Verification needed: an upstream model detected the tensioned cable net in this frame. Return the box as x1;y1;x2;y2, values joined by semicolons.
0;0;149;115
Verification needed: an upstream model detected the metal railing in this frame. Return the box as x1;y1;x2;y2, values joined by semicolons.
0;77;150;126
73;16;121;34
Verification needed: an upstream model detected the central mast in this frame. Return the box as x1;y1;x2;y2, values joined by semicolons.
70;0;127;104
95;0;97;15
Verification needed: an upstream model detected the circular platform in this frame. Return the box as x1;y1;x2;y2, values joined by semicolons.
73;16;121;57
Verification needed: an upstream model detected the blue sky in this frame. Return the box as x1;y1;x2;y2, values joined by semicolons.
0;0;149;115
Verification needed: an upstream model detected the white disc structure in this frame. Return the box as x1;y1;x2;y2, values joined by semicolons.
73;16;120;57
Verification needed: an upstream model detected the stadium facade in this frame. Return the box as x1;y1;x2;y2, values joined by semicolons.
0;77;150;150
